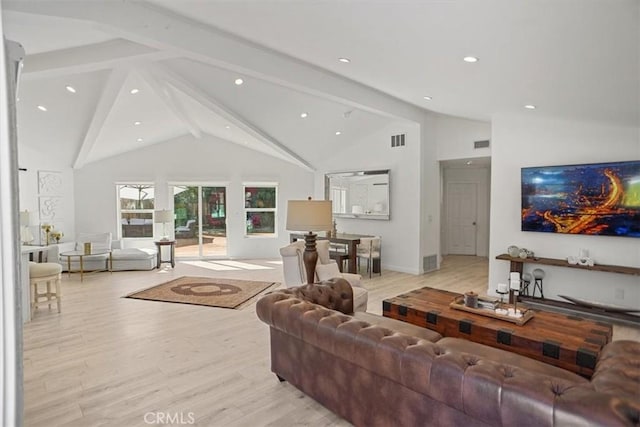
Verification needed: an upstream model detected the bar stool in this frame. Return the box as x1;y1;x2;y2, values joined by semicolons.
532;268;545;299
521;272;532;296
29;261;62;318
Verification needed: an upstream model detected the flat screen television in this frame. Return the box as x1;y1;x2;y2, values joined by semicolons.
521;160;640;237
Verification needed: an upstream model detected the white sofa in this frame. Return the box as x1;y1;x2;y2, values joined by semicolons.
279;240;368;312
109;240;157;271
48;232;157;272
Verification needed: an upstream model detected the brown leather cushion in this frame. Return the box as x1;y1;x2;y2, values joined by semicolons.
437;337;589;384
592;340;640;402
354;312;442;343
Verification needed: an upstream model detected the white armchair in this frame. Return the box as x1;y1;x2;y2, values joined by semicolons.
279;240;368;312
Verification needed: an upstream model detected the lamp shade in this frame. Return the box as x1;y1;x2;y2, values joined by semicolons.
286;200;332;232
154;209;173;224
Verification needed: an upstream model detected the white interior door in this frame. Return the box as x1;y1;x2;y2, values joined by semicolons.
446;182;477;255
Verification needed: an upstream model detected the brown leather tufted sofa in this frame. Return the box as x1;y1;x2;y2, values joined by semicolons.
256;279;640;427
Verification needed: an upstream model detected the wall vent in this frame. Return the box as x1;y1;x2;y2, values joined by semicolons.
474;139;490;149
423;255;438;273
391;134;406;148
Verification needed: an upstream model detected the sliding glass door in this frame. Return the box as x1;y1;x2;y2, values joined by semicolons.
173;185;227;257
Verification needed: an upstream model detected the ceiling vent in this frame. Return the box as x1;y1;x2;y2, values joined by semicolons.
474;139;490;149
391;134;406;148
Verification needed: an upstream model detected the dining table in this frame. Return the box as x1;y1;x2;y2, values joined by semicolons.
289;232;373;274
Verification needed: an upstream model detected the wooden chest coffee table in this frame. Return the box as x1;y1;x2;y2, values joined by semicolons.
383;287;613;377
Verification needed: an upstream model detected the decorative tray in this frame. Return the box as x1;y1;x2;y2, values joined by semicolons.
449;296;535;326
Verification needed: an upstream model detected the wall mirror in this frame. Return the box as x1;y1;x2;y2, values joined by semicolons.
324;169;390;220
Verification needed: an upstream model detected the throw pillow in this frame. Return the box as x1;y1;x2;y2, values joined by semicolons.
316;262;341;282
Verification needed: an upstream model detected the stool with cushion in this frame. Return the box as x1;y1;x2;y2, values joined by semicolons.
29;261;62;317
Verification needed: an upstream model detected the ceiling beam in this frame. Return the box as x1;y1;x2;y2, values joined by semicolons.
21;39;180;81
3;0;425;122
138;66;202;139
73;67;128;169
150;64;315;172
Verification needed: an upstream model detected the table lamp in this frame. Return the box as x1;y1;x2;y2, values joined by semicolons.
154;209;173;241
286;198;332;285
20;210;34;244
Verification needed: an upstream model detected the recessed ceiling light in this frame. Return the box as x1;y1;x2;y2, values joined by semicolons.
130;88;139;94
466;160;473;165
300;112;308;118
524;104;537;110
134;121;141;126
463;56;479;63
234;78;244;86
335;131;342;136
136;138;143;142
338;57;351;63
37;105;47;112
65;85;76;93
16;97;20;102
423;96;432;101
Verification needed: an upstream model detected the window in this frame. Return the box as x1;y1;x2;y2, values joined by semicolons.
244;184;277;237
117;184;155;238
331;187;347;214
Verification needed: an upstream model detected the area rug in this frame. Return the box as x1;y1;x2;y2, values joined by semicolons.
125;276;278;309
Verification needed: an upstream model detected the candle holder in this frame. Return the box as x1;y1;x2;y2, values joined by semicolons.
50;230;63;244
496;288;509;307
41;224;53;245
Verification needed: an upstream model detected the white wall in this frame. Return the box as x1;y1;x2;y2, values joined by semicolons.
430;114;491;263
420;113;440;272
442;167;490;257
73;134;314;258
315;121;423;274
17;145;75;244
436;114;491;161
489;113;640;306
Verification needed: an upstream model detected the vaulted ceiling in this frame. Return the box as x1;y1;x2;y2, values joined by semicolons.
3;0;638;170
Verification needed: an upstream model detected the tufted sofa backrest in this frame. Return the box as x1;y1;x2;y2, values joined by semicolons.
259;277;354;319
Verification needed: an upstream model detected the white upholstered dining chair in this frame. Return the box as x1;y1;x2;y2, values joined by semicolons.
357;236;381;278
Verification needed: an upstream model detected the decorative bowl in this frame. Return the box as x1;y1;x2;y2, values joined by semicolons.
508;245;520;257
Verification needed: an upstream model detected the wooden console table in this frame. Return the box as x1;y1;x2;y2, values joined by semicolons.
496;253;640;276
496;254;640;321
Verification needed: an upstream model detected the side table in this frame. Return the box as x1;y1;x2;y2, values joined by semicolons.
154;240;176;268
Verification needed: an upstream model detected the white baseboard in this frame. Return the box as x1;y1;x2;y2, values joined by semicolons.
381;264;422;275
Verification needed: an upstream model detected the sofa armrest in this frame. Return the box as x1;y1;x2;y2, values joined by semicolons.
257;278;355;321
48;242;76;260
591;340;640;401
341;272;363;288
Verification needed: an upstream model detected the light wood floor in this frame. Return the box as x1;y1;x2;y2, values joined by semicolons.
22;256;639;427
